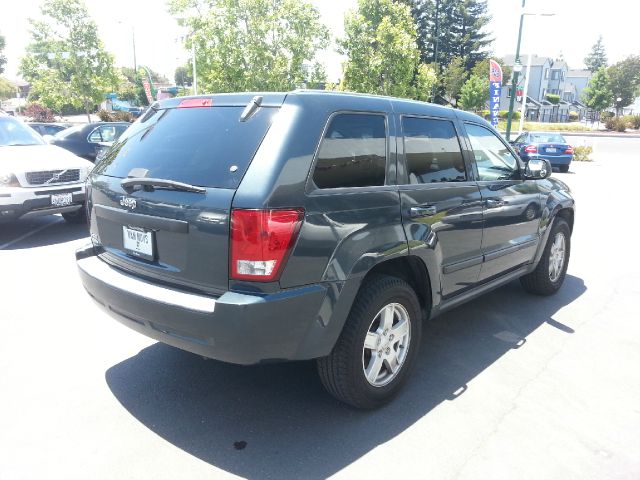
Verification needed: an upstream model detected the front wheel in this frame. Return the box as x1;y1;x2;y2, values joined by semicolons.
317;275;422;409
520;218;570;295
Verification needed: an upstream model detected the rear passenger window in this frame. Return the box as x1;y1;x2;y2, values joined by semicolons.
402;117;466;184
313;113;386;189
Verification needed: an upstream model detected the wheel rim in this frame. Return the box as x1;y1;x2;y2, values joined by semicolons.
362;303;411;388
548;232;566;282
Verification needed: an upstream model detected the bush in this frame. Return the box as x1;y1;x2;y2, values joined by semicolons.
97;109;134;123
24;103;56;122
545;93;560;104
600;111;614;120
569;112;579;122
604;116;629;132
623;115;640;129
573;145;593;161
498;110;521;120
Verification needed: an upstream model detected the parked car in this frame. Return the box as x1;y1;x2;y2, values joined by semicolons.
27;122;70;137
0;114;93;223
76;92;575;409
50;122;130;162
511;132;574;172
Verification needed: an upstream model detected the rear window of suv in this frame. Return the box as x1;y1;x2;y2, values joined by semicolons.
94;106;278;189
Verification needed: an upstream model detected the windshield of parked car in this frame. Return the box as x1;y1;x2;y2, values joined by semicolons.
531;133;566;144
0;117;46;147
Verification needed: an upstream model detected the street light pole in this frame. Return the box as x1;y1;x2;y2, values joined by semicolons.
191;41;197;95
132;26;137;73
505;0;526;141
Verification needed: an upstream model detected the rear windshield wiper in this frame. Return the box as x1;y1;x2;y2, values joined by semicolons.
121;177;206;193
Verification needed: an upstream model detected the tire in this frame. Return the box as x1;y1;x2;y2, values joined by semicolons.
559;165;569;173
62;207;87;224
317;274;422;409
520;218;570;295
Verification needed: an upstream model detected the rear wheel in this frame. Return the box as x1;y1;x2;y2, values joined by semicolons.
62;207;87;224
559;165;569;173
520;218;570;295
317;274;422;409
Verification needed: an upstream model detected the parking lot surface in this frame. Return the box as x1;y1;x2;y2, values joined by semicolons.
1;136;639;479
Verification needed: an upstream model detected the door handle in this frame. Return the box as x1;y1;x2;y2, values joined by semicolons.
410;205;437;218
485;198;504;208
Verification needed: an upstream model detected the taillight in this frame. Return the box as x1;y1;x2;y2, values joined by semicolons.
177;98;213;108
524;145;538;153
230;208;304;282
565;146;574;154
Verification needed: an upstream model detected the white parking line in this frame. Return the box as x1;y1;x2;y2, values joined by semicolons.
0;218;62;250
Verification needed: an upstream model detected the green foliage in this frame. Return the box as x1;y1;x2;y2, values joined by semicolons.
581;67;612;113
0;76;15;99
498;109;520;120
604;116;629;132
600;111;614;120
0;32;6;75
584;36;607;73
470;58;511;87
414;62;438;101
340;0;419;98
174;65;193;86
573;145;593;161
626;115;640;129
169;0;329;93
24;103;56;122
442;55;467;103
545;93;560;105
407;0;492;71
569;111;579;122
97;109;134;122
19;0;118;119
608;55;640;109
458;74;485;111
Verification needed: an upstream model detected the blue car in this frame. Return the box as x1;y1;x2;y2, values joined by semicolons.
511;132;574;173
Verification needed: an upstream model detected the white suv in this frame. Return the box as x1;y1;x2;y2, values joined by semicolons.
0;114;93;223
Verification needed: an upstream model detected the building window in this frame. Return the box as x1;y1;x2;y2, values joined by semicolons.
544;68;549;79
551;70;559;80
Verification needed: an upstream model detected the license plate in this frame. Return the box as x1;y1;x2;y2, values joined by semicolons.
546;147;557;153
122;226;154;260
51;192;73;207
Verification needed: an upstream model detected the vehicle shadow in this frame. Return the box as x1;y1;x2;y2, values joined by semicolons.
105;275;586;479
1;217;88;250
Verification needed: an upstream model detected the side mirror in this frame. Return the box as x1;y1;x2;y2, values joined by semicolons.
524;157;552;179
42;134;55;143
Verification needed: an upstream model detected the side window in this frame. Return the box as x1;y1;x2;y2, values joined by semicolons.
465;123;521;181
88;128;103;142
514;133;527;143
312;113;386;189
100;126;117;142
402;117;466;184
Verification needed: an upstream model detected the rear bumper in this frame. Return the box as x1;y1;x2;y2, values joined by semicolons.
76;244;341;365
522;154;572;166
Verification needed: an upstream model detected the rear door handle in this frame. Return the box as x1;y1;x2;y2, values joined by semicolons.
410;205;437;218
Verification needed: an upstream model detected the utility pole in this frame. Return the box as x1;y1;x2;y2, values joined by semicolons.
505;0;526;141
432;0;440;102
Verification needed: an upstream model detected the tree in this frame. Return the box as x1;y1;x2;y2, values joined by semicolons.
168;0;329;93
442;55;467;103
340;0;419;98
0;77;15;100
414;63;438;101
19;0;118;121
584;36;608;73
581;67;612;116
458;74;485;111
607;55;640;112
407;0;492;71
0;32;6;75
174;65;193;87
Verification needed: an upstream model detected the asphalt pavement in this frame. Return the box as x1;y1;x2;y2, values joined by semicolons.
1;137;639;480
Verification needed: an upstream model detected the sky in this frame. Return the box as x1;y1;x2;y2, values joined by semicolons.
1;0;638;84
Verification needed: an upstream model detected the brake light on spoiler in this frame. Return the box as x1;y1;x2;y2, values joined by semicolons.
178;98;213;108
230;208;304;282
